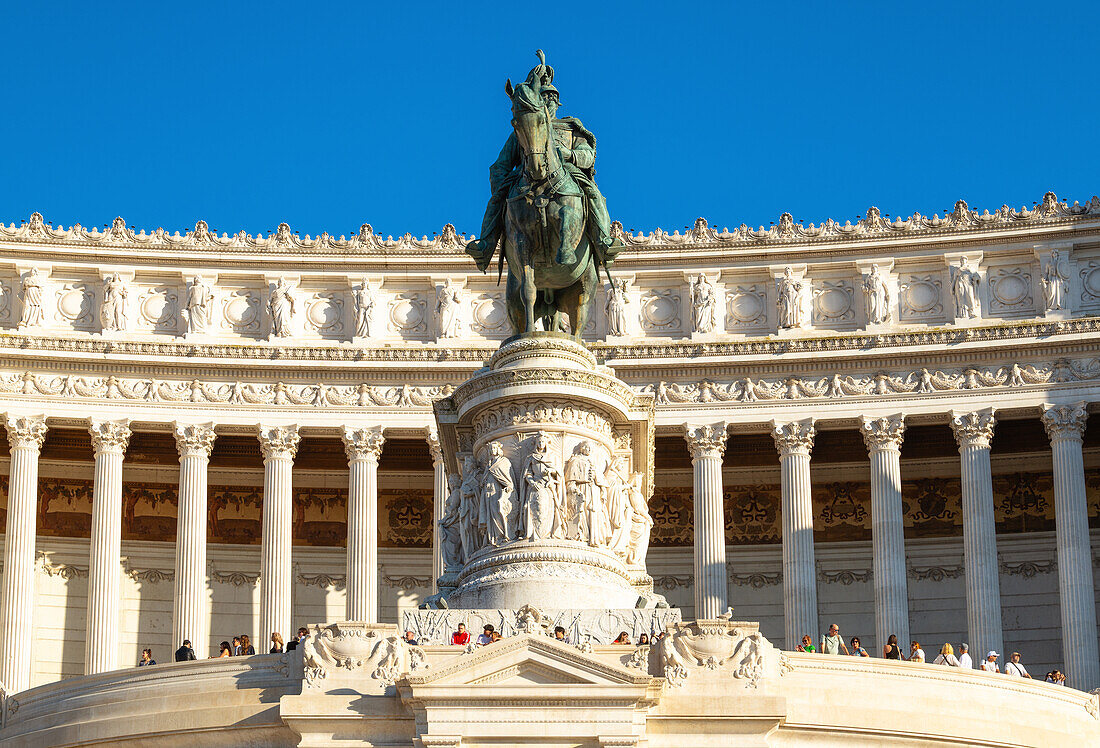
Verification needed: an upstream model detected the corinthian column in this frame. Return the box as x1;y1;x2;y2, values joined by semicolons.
772;419;818;650
257;424;300;646
0;414;46;692
86;419;131;674
861;415;910;655
343;426;384;622
172;422;216;659
1041;403;1099;690
426;427;446;594
950;409;1003;663
683;423;729;619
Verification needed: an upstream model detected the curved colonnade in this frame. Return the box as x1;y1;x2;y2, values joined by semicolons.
0;194;1097;744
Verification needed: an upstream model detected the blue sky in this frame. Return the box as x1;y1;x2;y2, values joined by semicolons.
1;2;1096;238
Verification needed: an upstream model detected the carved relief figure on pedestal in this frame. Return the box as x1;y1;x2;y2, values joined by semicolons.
862;265;891;325
1041;249;1069;312
605;278;630;336
18;268;44;328
439;474;464;569
100;273;128;332
458;456;481;560
481;441;517;547
268;278;296;338
520;431;561;541
603;456;632;555
354;285;376;337
185;276;214;334
776;267;805;329
625;471;653;565
436;280;462;339
951;259;981;318
691;275;718;333
565;440;610;547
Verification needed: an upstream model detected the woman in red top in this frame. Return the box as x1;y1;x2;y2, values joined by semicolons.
450;623;471;645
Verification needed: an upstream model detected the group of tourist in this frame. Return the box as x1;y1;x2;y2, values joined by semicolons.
136;628;312;666
431;623;660;648
795;623;1063;683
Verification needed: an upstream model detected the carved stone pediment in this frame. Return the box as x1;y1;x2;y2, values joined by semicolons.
397;634;660;748
401;633;653;690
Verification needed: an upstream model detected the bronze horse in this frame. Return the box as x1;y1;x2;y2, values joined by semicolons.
500;74;600;338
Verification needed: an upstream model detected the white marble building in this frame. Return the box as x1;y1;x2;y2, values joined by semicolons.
0;191;1098;709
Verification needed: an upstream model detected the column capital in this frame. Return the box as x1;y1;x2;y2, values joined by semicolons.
5;413;47;452
173;422;217;459
257;424;300;460
771;419;815;457
861;414;906;453
949;409;996;450
683;423;728;460
88;418;131;455
1041;402;1088;444
343;426;385;463
425;426;443;465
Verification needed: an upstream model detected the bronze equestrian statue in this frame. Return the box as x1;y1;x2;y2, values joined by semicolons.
466;50;622;338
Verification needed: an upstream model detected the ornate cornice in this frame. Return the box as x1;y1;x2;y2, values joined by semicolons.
1041;402;1088;444
683;423;728;460
4;413;46;451
342;426;384;462
861;415;905;454
949;409;996;450
88;418;131;455
0;316;1097;366
771;419;815;456
257;424;300;460
2;192;1094;257
173;422;216;458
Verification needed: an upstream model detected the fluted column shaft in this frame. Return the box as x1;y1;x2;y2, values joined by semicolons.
172;423;216;659
1042;403;1099;690
861;415;910;655
773;419;818;651
86;419;131;675
684;424;728;619
0;415;46;693
258;425;300;647
427;428;445;594
344;427;384;622
950;410;1003;663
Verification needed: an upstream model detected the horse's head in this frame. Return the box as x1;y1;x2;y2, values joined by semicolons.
506;77;553;182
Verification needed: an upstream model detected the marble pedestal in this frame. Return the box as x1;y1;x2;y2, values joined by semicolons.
431;333;660;610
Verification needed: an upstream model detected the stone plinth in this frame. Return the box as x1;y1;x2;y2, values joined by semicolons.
432;333;659;611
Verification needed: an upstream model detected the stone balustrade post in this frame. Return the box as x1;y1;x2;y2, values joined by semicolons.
343;426;384;622
1041;403;1100;690
772;419;819;650
860;415;910;655
426;427;446;594
258;424;300;647
0;414;47;692
172;422;216;660
86;419;131;674
683;423;729;620
949;409;1003;663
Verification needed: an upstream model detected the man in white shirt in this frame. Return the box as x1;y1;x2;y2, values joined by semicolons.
476;624;495;646
981;651;999;672
1005;652;1031;678
958;643;973;669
